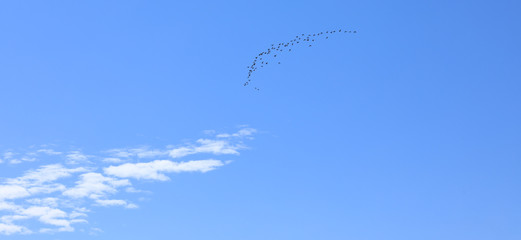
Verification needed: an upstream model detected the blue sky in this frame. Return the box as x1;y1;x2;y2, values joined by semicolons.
1;0;521;239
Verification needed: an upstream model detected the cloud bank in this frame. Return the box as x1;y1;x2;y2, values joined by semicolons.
0;127;255;235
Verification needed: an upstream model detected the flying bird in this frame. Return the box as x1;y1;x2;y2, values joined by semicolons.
244;28;358;90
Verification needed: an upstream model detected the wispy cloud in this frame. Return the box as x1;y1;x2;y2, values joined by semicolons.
62;172;131;199
104;159;226;181
216;127;257;138
168;138;244;158
94;199;137;209
102;157;124;163
3;152;15;160
0;127;256;235
0;185;30;200
65;151;90;165
104;147;168;159
0;222;31;235
37;149;62;155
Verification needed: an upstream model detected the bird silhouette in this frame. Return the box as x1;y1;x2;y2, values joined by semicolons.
244;28;358;89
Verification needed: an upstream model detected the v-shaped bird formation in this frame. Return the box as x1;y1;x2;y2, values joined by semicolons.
244;29;357;90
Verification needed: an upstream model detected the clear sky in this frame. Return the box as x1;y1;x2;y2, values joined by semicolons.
1;0;521;239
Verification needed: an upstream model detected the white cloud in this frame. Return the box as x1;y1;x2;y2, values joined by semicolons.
168;147;193;158
21;157;36;162
0;127;256;235
22;206;70;228
89;227;103;236
63;173;130;199
94;199;125;206
69;208;88;219
1;206;78;234
39;227;70;233
3;152;15;159
203;129;216;135
27;184;67;195
104;159;225;181
216;128;257;138
2;151;45;164
103;157;124;163
105;148;133;158
37;149;62;155
70;219;88;224
94;199;137;209
7;164;87;186
0;165;92;234
0;214;30;224
196;139;241;155
65;151;89;164
0;201;21;212
125;187;145;193
126;203;138;209
0;223;31;235
105;147;167;159
9;159;22;164
0;185;30;200
169;139;241;158
132;148;167;158
26;198;60;208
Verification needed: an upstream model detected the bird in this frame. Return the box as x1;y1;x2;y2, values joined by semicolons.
245;28;358;89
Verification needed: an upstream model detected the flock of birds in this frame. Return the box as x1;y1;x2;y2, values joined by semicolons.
244;29;357;90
